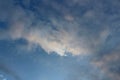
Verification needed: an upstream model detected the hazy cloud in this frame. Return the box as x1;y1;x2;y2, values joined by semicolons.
93;45;120;80
0;0;119;56
0;0;117;56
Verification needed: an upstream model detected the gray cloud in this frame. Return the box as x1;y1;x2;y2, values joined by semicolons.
0;0;119;58
93;45;120;80
0;0;113;56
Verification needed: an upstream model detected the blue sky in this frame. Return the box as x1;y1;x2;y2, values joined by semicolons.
0;0;120;80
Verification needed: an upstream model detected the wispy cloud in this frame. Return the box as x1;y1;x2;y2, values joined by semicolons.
0;62;22;80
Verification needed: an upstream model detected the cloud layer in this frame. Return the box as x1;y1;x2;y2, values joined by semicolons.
0;0;120;80
0;0;114;56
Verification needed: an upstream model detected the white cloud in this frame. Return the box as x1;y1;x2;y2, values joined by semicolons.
25;27;91;56
5;16;110;56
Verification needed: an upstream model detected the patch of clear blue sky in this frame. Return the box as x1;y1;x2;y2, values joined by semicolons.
0;39;107;80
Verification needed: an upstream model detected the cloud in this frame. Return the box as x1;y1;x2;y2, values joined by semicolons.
0;0;112;56
92;45;120;80
5;17;111;56
0;0;119;59
0;0;120;80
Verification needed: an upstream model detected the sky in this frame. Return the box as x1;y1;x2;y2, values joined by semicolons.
0;0;120;80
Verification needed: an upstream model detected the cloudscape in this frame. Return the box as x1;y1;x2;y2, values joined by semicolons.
0;0;120;80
